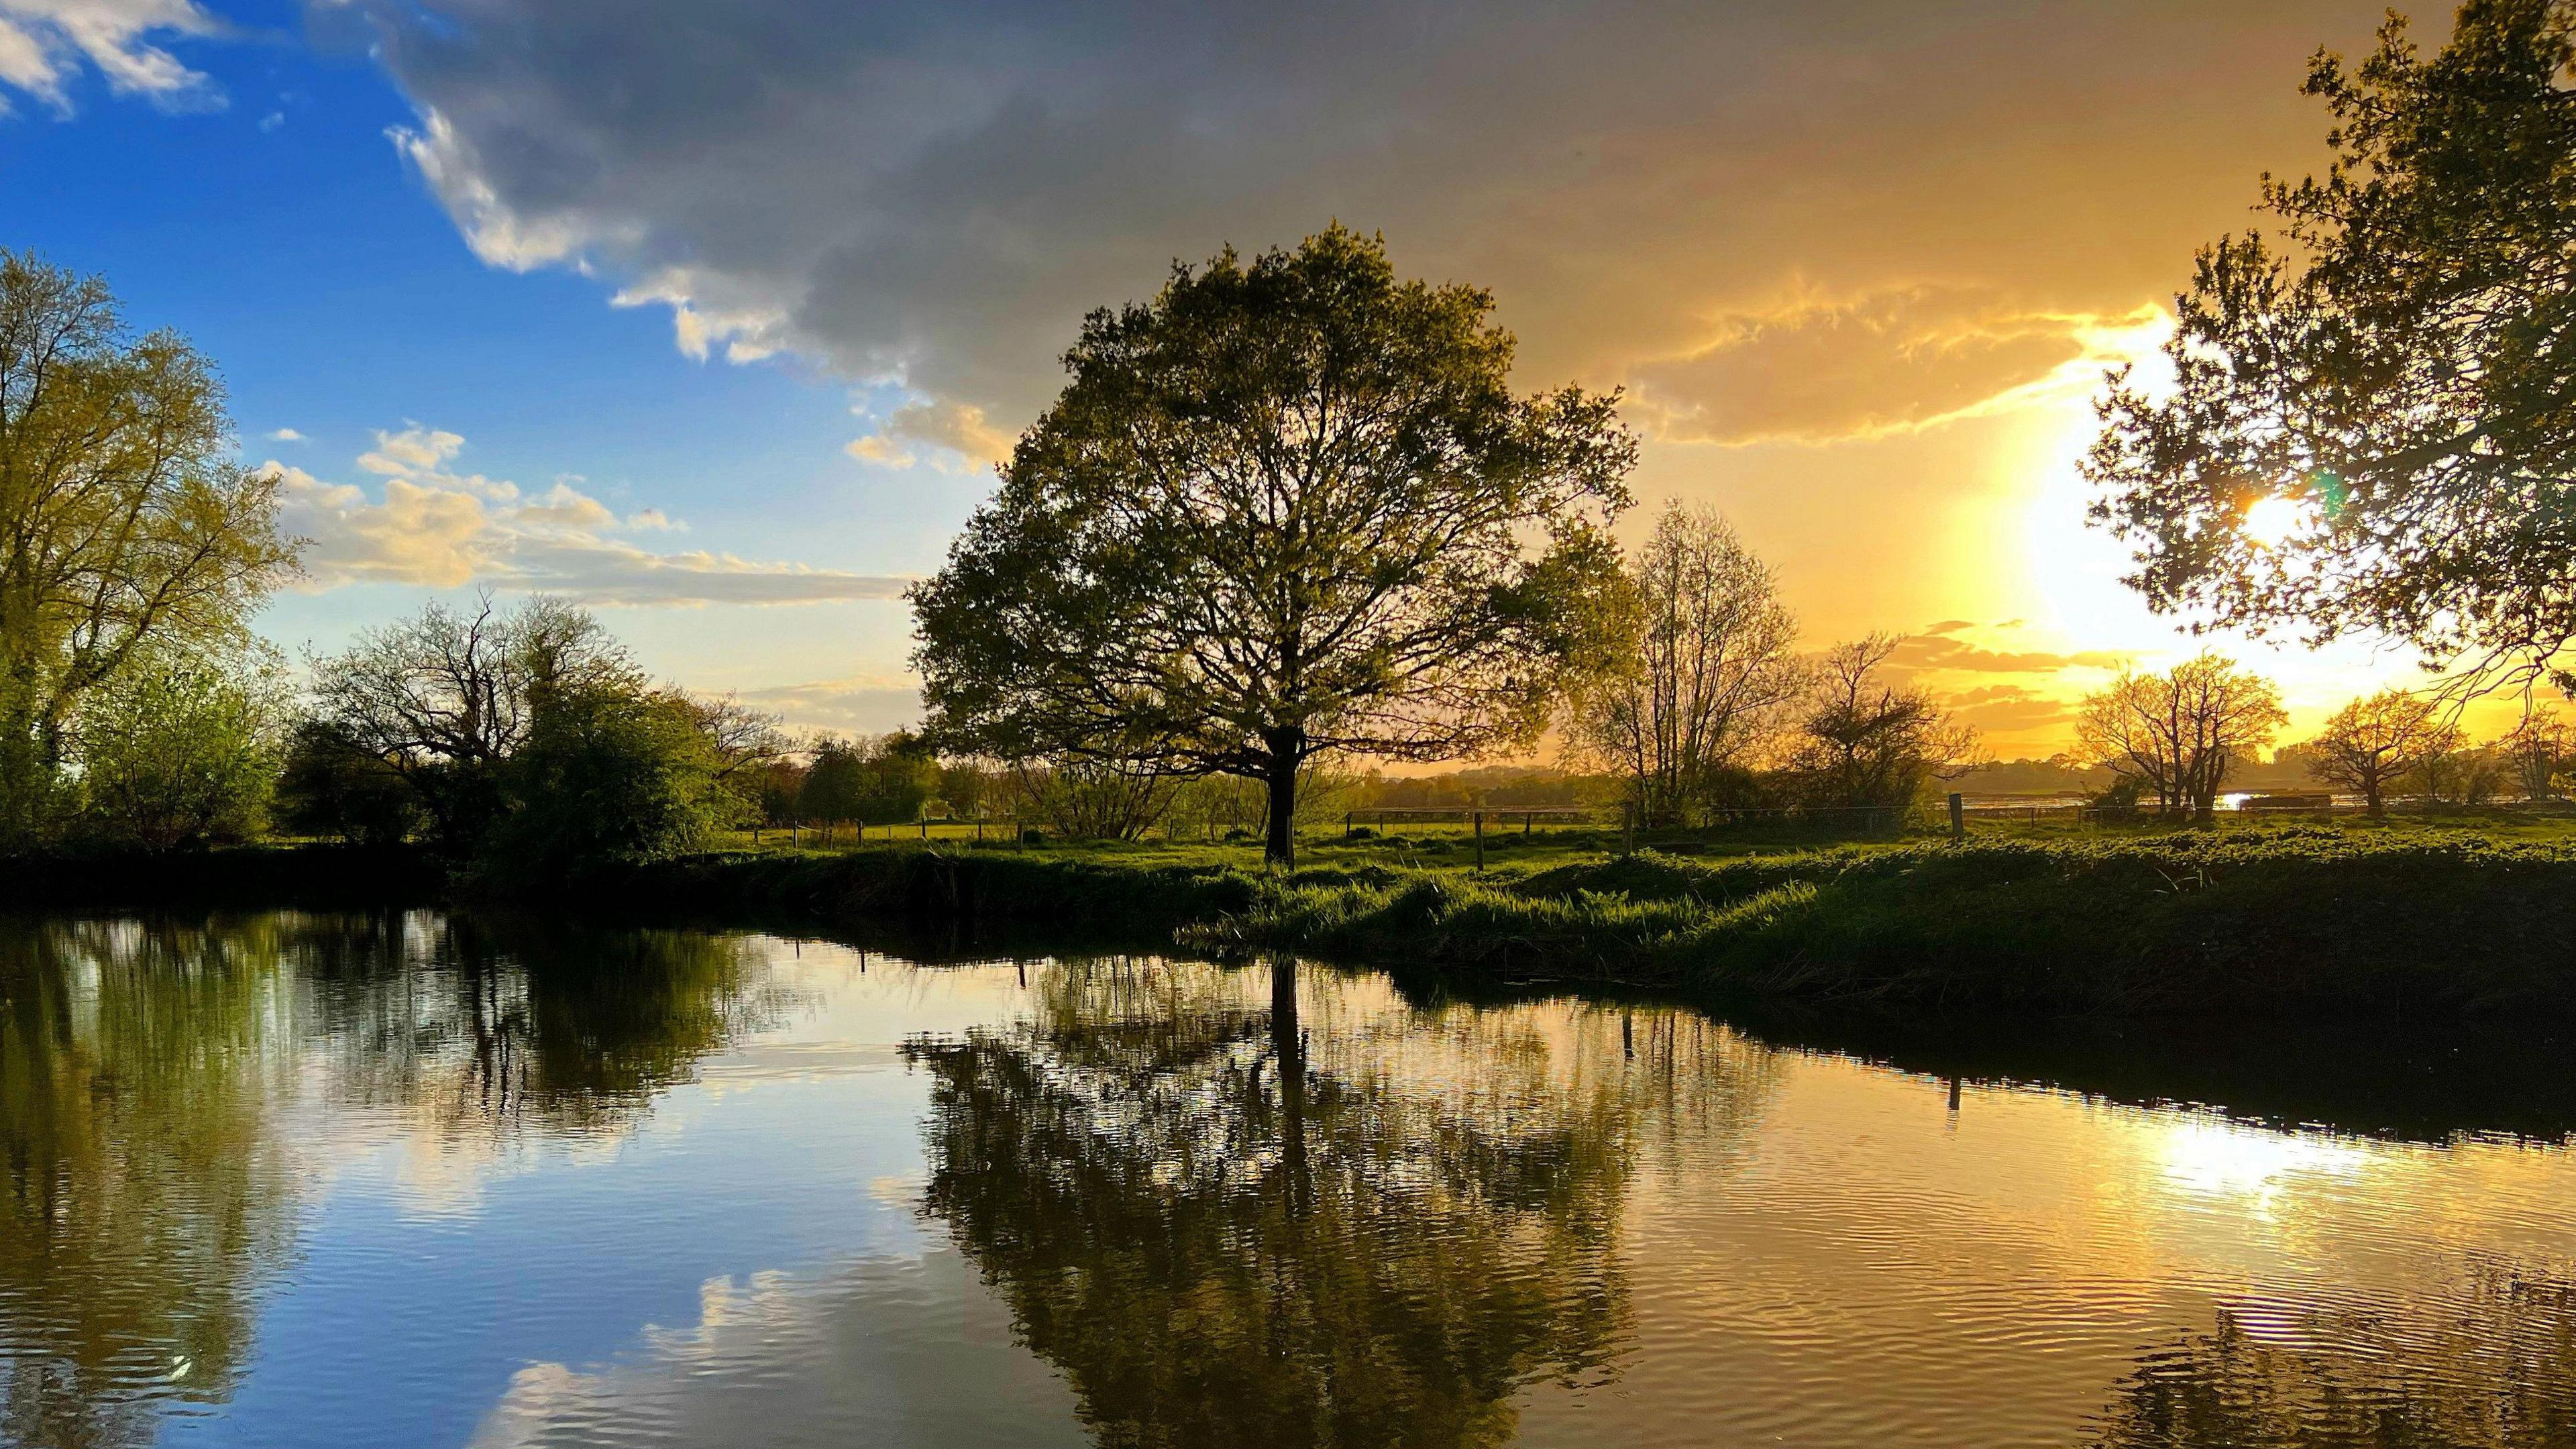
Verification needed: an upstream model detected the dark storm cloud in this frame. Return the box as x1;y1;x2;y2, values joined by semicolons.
352;0;2390;443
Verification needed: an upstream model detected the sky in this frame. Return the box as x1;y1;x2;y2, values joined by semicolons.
0;0;2489;756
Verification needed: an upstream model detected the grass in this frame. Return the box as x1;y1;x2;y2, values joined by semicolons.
616;814;2576;1020
21;810;2576;1020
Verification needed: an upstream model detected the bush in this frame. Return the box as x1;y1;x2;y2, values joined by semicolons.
276;721;423;846
2087;774;2145;822
482;682;729;873
71;653;286;850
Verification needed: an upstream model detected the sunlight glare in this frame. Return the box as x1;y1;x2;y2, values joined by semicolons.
2241;494;2309;550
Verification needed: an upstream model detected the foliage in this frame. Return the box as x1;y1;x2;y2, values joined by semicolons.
2077;653;2286;821
2416;739;2512;807
1570;500;1801;827
796;733;938;826
2304;688;2459;814
274;720;422;846
307;596;635;849
1790;633;1977;808
912;223;1635;866
2086;1;2576;691
482;677;735;873
0;252;300;844
1005;757;1176;841
2502;709;2576;799
69;647;288;850
304;596;769;870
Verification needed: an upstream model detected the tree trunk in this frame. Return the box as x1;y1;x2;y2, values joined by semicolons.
1262;729;1303;869
1271;957;1307;1216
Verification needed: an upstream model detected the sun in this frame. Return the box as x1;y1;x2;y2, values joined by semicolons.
2241;494;2309;549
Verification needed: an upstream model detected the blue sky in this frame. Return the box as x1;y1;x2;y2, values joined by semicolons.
2;0;2426;748
4;0;961;730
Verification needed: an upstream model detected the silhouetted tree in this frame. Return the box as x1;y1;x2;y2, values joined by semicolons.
1792;635;1977;810
912;225;1635;867
2088;2;2576;694
2306;689;2459;815
2078;655;2285;822
1572;502;1801;826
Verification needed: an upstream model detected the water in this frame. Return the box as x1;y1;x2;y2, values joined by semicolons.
4;912;2575;1448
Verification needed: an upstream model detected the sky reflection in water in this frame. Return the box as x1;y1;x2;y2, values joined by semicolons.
3;912;2573;1448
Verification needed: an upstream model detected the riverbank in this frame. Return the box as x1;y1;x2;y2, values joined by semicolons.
13;826;2571;1019
607;826;2576;1019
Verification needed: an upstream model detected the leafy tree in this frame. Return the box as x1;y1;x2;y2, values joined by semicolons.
307;596;631;850
0;252;299;843
2305;688;2461;815
1572;501;1801;827
1006;757;1177;841
274;720;423;846
1790;635;1978;810
2087;2;2576;692
2503;708;2576;799
483;678;731;873
2416;737;2512;806
2077;654;2287;822
306;596;753;868
69;647;288;850
912;225;1635;867
795;733;937;828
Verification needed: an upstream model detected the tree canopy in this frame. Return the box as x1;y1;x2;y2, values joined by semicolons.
2306;688;2461;814
911;225;1635;865
2088;1;2576;692
2076;653;2286;822
1571;502;1801;826
0;252;299;842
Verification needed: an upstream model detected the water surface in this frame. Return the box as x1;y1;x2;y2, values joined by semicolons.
4;911;2573;1447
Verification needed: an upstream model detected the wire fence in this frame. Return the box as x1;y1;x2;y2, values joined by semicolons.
730;790;2576;855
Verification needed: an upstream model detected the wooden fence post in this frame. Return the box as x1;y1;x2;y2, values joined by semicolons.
1474;810;1485;871
1623;801;1637;857
1949;792;1966;843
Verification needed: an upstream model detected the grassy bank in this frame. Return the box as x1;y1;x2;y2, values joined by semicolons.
16;824;2573;1020
606;824;2576;1019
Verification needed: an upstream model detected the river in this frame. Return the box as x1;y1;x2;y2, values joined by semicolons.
3;910;2571;1447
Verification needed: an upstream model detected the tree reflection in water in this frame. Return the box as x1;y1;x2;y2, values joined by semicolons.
2087;1257;2576;1448
0;913;775;1448
905;957;1777;1449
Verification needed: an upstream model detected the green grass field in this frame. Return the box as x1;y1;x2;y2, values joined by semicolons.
632;810;2576;1021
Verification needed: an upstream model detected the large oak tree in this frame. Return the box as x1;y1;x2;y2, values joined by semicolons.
911;226;1635;866
2089;2;2576;690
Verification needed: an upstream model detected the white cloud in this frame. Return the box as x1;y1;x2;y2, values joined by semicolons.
737;676;923;734
266;427;305;442
358;424;466;475
268;428;912;607
0;0;221;113
845;400;1010;474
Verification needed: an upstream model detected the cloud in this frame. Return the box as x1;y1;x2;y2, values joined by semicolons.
845;400;1011;473
268;429;912;606
737;676;923;735
358;424;467;475
266;427;305;442
1890;627;2127;676
352;0;2374;445
1625;290;2133;446
0;0;221;113
1939;682;2078;735
468;1254;1084;1449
